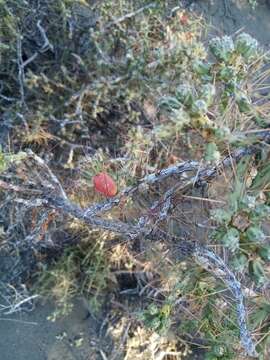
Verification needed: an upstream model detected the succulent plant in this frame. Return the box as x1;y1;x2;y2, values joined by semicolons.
235;91;252;113
191;99;208;116
175;83;194;106
209;35;235;62
155;108;190;139
213;126;231;140
193;60;212;80
200;83;216;106
221;227;240;252
159;96;182;111
235;33;258;61
218;64;236;82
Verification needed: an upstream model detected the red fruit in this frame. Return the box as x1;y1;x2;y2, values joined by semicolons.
93;172;117;197
179;14;189;26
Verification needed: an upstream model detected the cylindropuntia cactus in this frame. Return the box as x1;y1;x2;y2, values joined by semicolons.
235;91;252;113
218;64;236;82
155;108;190;139
209;35;235;63
191;99;208;116
175;83;194;107
159;96;182;111
200;83;216;106
193;60;212;80
235;33;258;61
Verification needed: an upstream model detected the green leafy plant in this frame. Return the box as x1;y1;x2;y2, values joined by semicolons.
211;157;270;287
139;303;172;335
158;32;265;152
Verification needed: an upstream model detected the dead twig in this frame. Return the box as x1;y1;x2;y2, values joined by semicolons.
15;20;53;105
83;160;199;217
36;20;54;53
17;36;25;105
194;245;258;357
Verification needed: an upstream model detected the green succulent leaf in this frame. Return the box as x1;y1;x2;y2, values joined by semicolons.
235;92;252;113
148;303;159;315
251;204;270;222
230;253;248;272
218;65;236;82
193;60;212;80
210;209;232;224
246;226;266;243
175;84;194;107
149;316;161;330
258;246;270;261
154;108;190;139
213;126;231;140
249;259;266;284
200;83;216;106
191;99;208;116
221;228;240;252
159;96;182;111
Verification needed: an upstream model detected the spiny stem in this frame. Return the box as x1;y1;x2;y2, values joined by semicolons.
194;246;257;357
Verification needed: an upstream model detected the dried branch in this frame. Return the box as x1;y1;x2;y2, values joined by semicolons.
36;20;54;53
26;150;68;199
83;129;270;222
84;160;199;217
15;20;53;106
44;195;141;238
194;246;258;357
0;282;38;315
17;36;26;105
141;144;262;228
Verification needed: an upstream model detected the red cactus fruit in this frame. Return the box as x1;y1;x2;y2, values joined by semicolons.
93;172;117;197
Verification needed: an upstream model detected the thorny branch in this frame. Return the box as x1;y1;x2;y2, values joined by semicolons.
1;133;269;356
83;130;270;223
16;21;53;105
36;20;54;53
17;36;25;105
195;246;258;357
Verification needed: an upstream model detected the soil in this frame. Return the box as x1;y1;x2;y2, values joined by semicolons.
1;1;270;359
0;299;108;360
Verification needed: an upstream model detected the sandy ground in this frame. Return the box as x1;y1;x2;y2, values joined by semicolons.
0;299;106;360
1;1;270;359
